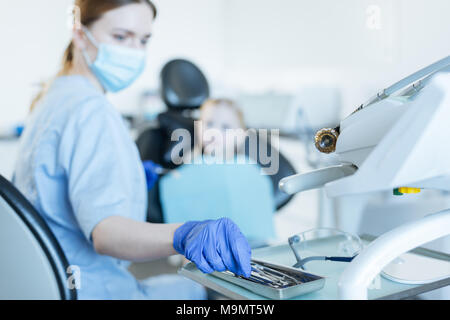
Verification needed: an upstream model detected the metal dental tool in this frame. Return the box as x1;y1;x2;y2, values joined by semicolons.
288;232;360;270
207;259;326;299
222;261;306;289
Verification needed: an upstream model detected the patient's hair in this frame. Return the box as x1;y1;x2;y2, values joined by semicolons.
193;98;247;160
30;0;157;111
200;98;246;129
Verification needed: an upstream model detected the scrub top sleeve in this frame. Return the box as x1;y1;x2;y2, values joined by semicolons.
62;99;139;242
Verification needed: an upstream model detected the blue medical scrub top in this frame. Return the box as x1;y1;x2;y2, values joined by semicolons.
13;75;148;299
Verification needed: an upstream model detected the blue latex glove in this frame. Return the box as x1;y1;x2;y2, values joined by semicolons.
173;218;252;277
143;160;162;190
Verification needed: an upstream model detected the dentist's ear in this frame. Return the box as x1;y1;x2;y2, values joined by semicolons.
72;25;98;65
72;25;88;50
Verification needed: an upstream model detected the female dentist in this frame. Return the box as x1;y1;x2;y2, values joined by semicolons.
13;0;251;300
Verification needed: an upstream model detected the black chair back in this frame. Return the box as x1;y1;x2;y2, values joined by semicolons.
161;59;210;110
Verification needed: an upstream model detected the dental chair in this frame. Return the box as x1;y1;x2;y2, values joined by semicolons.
0;175;76;300
136;59;297;223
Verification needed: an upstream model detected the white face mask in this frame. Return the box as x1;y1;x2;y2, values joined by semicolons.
82;27;146;92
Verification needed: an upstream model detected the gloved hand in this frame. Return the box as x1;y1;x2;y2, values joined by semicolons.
173;218;252;277
142;160;162;190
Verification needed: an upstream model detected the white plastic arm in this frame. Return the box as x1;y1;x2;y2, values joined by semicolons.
279;164;356;195
338;209;450;300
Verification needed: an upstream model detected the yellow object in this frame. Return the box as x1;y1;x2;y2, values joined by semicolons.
398;187;421;194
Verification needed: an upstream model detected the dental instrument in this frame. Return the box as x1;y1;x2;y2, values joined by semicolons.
208;259;325;299
288;235;357;269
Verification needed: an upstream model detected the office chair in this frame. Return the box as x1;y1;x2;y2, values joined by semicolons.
0;175;76;300
136;59;296;223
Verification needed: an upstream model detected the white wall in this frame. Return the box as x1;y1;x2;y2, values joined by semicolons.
1;0;449;126
221;0;450;115
0;0;73;127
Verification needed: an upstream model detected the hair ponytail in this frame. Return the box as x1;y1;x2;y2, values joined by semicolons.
59;41;75;76
29;41;75;112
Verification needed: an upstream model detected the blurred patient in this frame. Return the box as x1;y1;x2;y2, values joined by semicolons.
160;98;276;244
195;98;247;162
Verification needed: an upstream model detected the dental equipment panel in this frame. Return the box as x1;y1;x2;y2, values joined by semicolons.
278;55;450;299
280;55;450;195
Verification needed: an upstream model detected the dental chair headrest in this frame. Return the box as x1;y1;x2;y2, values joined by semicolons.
158;112;195;168
160;59;210;110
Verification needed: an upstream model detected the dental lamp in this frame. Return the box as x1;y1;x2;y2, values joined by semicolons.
279;55;450;299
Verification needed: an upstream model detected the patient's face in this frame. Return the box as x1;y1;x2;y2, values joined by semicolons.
199;104;246;157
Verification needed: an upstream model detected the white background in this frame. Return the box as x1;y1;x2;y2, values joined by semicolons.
1;0;450;127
